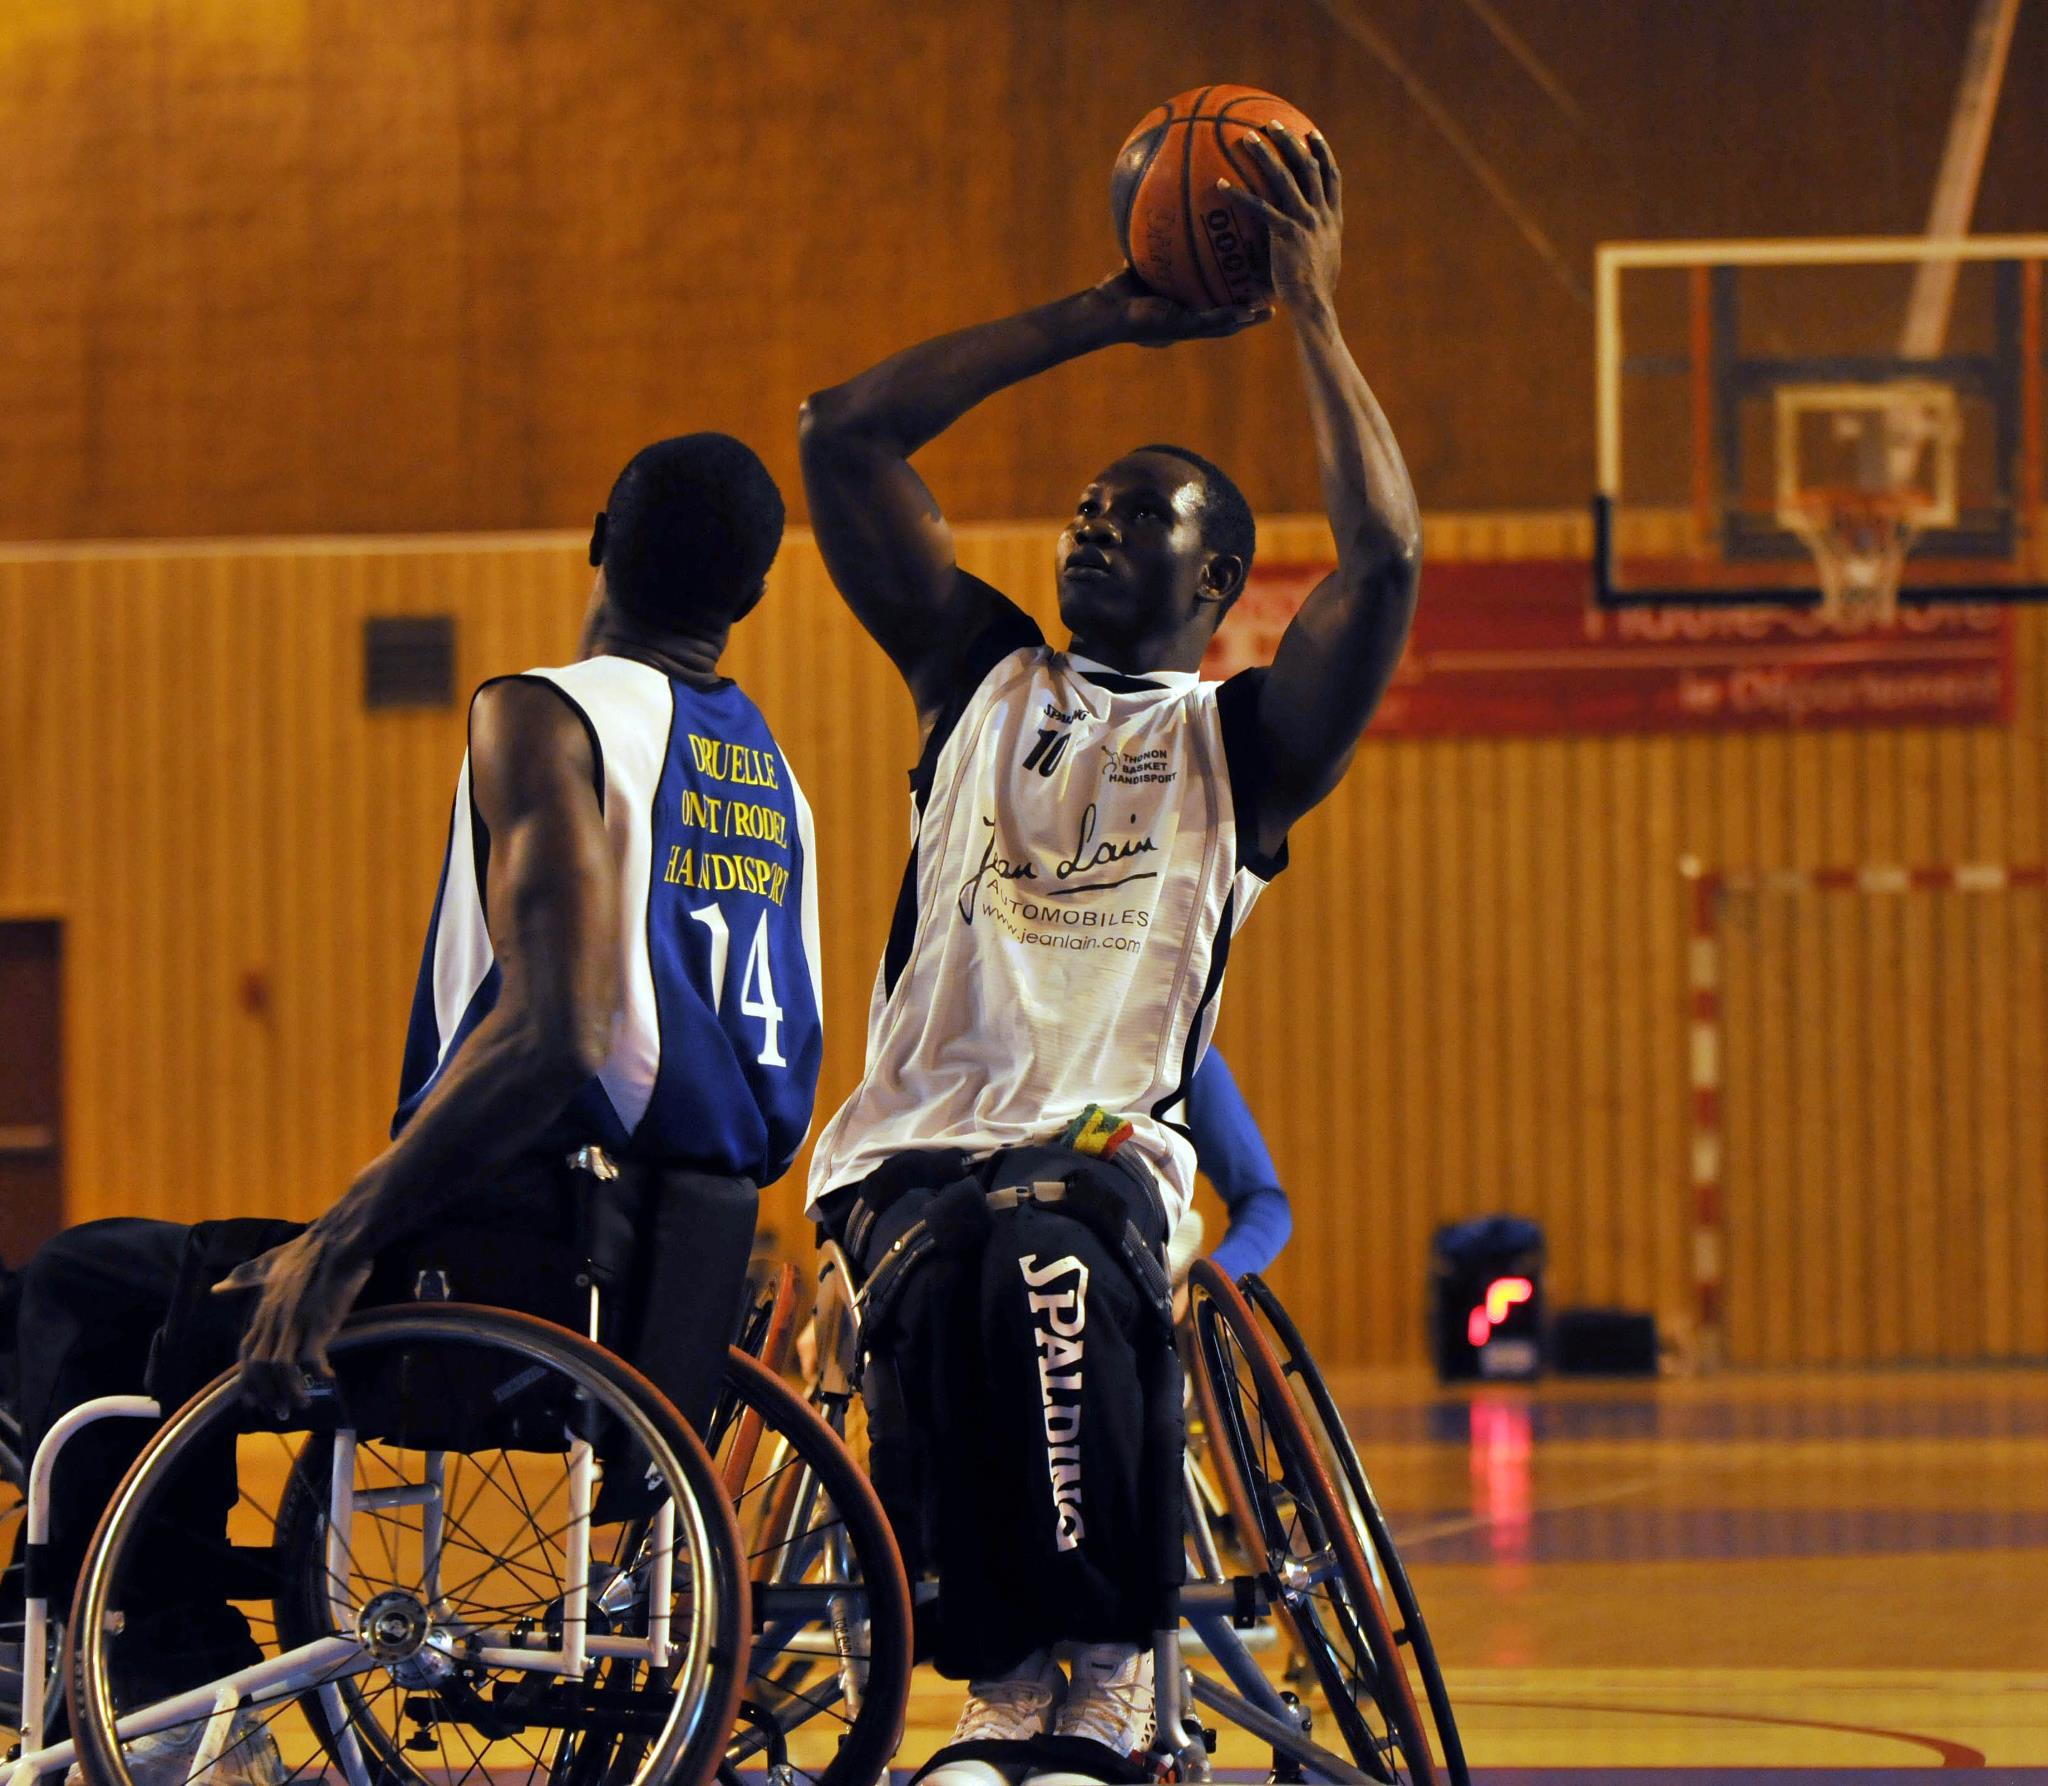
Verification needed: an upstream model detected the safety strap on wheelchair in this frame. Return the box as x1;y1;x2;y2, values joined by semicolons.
908;1735;1156;1785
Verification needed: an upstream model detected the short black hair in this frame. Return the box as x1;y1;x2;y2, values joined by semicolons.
590;433;785;629
1135;442;1256;591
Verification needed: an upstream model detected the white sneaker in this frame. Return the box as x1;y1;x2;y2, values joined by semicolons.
920;1648;1067;1786
1022;1642;1155;1782
66;1708;289;1786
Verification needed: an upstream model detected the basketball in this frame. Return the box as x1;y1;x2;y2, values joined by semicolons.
1110;84;1322;311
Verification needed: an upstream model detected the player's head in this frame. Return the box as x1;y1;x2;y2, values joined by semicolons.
589;434;786;634
1055;444;1255;656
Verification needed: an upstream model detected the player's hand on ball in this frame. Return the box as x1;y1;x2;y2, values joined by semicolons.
1092;266;1271;349
1220;122;1342;309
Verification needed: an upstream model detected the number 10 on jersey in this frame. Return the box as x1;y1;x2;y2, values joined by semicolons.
688;903;787;1066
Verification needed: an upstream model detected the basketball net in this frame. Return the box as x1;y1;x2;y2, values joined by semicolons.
1782;487;1921;629
1773;383;1960;630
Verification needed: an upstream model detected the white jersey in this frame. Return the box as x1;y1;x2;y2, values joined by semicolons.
807;623;1282;1230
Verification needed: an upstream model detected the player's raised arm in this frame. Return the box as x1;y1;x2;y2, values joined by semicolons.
799;278;1269;732
1221;125;1421;862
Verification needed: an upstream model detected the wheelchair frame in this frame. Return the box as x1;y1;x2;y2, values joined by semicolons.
6;1303;738;1786
3;1216;1458;1786
4;1282;913;1786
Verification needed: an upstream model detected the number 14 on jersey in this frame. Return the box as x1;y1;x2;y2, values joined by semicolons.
687;903;786;1066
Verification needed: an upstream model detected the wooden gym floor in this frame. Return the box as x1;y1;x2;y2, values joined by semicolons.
897;1366;2048;1780
4;1365;2036;1780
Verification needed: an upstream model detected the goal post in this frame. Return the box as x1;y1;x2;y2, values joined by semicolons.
1682;856;2048;1370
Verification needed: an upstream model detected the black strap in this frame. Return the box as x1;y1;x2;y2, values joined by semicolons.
908;1738;1046;1783
1022;1733;1158;1782
858;1178;991;1345
908;1734;1155;1785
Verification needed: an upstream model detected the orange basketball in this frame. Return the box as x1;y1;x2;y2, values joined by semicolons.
1111;84;1321;311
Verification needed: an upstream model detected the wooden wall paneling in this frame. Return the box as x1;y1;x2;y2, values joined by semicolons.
1528;738;1573;1308
1422;740;1461;1299
2010;618;2048;1360
1722;737;1769;1369
8;521;2048;1364
124;556;172;1222
1824;728;1869;1366
1768;740;1809;1365
1857;729;1903;1366
1604;739;1645;1314
342;549;396;1211
1392;742;1434;1354
1495;714;1540;1322
206;555;248;1226
60;564;110;1217
1463;738;1508;1297
1747;883;1792;1367
1897;731;1944;1360
271;553;315;1228
1574;738;1615;1306
1635;733;1682;1342
1786;739;1831;1365
1354;738;1401;1364
1324;742;1366;1365
1929;729;1975;1361
3;3;2042;541
1968;712;2013;1359
317;550;367;1216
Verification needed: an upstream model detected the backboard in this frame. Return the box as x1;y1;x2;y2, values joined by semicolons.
1594;235;2048;610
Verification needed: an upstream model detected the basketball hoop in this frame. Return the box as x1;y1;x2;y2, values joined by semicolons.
1781;487;1922;628
1773;380;1961;628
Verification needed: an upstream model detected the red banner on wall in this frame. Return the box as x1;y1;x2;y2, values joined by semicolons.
1202;559;2014;734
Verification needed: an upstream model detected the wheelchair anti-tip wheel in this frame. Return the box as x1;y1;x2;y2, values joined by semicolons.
1235;1274;1469;1786
705;1346;913;1786
69;1305;748;1786
1188;1261;1440;1786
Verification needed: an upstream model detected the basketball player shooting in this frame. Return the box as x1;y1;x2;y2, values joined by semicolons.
800;124;1416;1786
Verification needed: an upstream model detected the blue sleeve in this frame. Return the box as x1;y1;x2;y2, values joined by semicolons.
1188;1050;1293;1279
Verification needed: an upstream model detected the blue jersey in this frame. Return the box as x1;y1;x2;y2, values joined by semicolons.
394;655;824;1185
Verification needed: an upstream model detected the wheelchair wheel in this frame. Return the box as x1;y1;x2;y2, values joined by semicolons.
1237;1274;1469;1786
709;1347;912;1786
69;1305;748;1786
719;1264;802;1501
1184;1321;1267;1577
1188;1262;1439;1786
733;1261;801;1378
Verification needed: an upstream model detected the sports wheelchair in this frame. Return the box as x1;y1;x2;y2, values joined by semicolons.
0;1170;912;1786
779;1177;1469;1786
